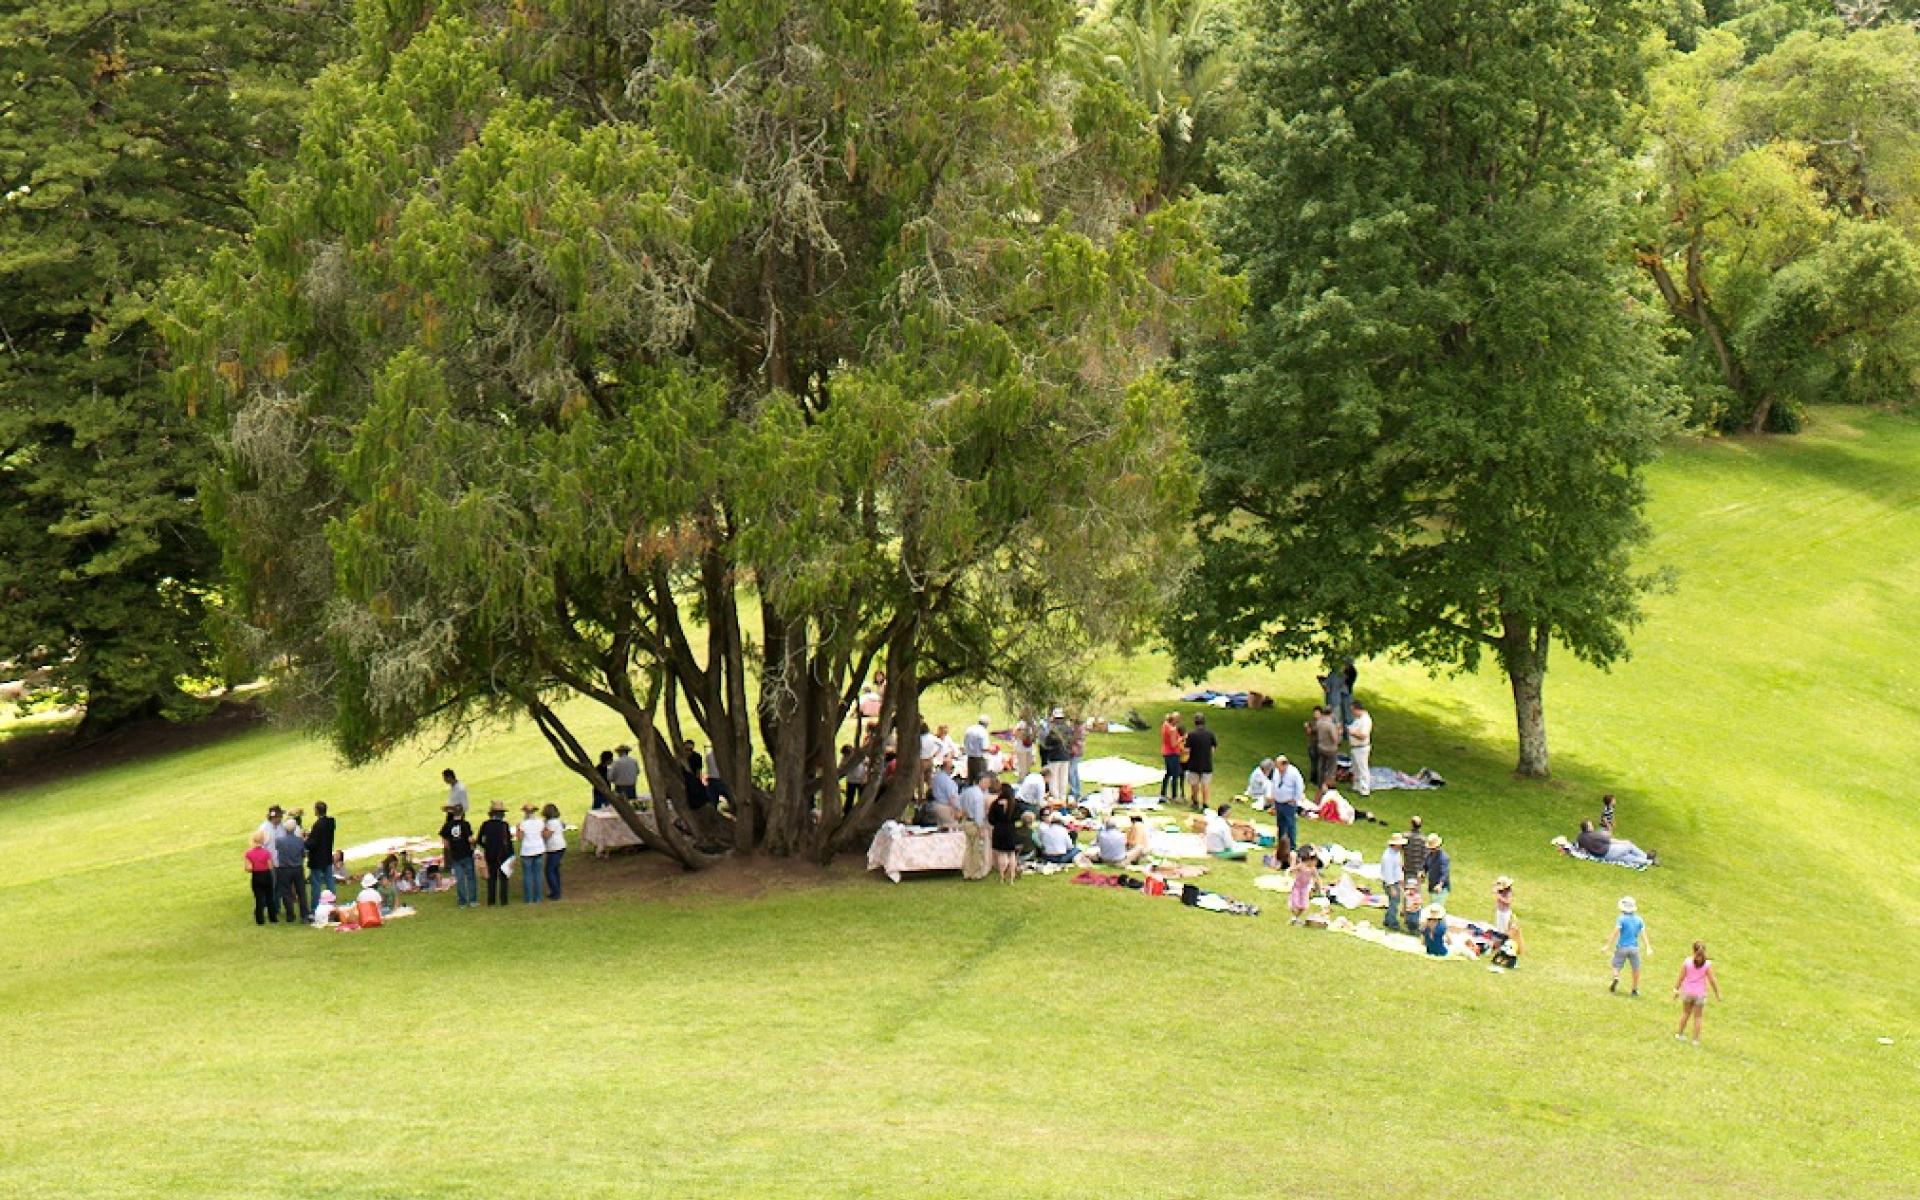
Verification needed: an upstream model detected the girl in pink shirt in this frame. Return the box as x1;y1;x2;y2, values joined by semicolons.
244;831;276;926
1673;941;1722;1045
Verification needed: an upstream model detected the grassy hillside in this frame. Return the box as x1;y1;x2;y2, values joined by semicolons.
2;407;1915;1199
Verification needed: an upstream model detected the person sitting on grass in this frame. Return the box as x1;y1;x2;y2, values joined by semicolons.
1082;818;1142;867
1203;803;1248;860
1421;905;1450;956
1607;896;1651;995
1036;813;1080;864
1576;819;1657;868
1125;815;1152;861
925;763;961;829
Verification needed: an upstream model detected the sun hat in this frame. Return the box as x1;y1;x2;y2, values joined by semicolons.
978;714;991;725
1426;834;1442;848
1494;875;1513;890
361;874;378;888
1427;905;1447;921
489;801;506;813
318;890;335;903
1388;833;1406;846
1051;706;1065;718
1619;896;1636;913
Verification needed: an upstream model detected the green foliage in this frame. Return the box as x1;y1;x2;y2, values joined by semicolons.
1174;0;1678;776
1637;23;1920;430
0;1;342;729
172;0;1233;861
1065;0;1247;201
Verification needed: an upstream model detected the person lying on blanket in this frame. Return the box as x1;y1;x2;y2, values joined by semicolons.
1203;804;1250;860
1575;819;1658;868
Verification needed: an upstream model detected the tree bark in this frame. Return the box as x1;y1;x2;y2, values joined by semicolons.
1498;612;1550;778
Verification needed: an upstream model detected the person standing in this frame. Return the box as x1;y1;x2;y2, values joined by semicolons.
1380;833;1406;932
542;803;567;900
1040;714;1071;802
272;817;309;925
440;804;478;909
1673;941;1722;1046
517;804;547;904
256;804;287;849
1012;720;1035;781
987;784;1021;882
478;802;514;906
593;750;614;808
1183;714;1218;811
1159;713;1186;802
442;768;469;814
1068;717;1088;800
1401;815;1428;894
1608;896;1651;995
926;762;961;827
607;745;640;802
305;801;336;908
1311;707;1341;794
1271;755;1304;850
245;831;277;925
962;715;990;785
1346;700;1374;798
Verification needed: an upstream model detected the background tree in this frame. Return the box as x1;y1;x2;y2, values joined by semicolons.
1065;0;1247;203
1169;0;1678;778
1636;23;1920;430
0;0;341;733
171;0;1233;865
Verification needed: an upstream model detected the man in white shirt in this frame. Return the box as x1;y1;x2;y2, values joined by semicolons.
962;716;990;784
442;769;469;813
1271;755;1305;848
1245;759;1277;809
1036;814;1079;864
1347;700;1374;797
607;746;641;800
1016;771;1046;812
1203;803;1246;859
1380;832;1406;931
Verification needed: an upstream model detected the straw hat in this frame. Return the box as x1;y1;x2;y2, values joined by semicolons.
1387;833;1406;847
1427;905;1447;921
1493;875;1513;890
1426;834;1442;848
1618;896;1637;913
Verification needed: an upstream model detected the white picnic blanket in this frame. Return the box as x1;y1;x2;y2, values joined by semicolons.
1078;756;1167;789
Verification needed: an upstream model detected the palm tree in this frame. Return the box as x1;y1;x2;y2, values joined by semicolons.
1067;0;1244;204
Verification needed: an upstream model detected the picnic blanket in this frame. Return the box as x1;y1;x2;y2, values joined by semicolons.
1365;766;1447;791
1330;917;1470;959
1148;831;1211;859
1078;756;1167;789
1552;836;1653;870
339;835;440;864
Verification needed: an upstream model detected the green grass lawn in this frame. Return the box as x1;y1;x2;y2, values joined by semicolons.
3;407;1916;1198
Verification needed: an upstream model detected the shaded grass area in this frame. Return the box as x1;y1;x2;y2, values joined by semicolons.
3;407;1918;1198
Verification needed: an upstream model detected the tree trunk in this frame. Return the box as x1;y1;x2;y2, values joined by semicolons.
1498;611;1550;779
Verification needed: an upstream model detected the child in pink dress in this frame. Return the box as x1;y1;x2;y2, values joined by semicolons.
1288;853;1320;925
1673;941;1722;1045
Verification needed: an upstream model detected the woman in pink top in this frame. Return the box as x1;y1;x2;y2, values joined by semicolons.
244;830;277;926
1673;940;1722;1045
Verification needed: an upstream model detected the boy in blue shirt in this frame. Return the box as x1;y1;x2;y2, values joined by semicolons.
1606;896;1651;995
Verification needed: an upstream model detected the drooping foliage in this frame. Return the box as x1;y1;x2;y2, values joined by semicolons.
0;1;342;731
170;0;1235;863
1171;0;1679;778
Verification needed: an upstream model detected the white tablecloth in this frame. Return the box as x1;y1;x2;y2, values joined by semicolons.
582;806;648;855
866;824;967;883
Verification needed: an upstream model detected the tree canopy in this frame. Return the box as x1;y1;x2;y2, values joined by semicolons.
170;0;1234;863
1170;0;1679;777
0;0;341;731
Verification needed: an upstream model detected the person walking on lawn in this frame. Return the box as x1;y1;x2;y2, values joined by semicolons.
1674;941;1722;1045
478;802;514;906
1608;896;1651;995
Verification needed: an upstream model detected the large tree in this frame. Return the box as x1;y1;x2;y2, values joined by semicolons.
0;0;341;732
171;0;1232;863
1169;0;1678;778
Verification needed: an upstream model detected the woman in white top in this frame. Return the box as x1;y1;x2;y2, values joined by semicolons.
541;802;567;901
517;804;547;904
